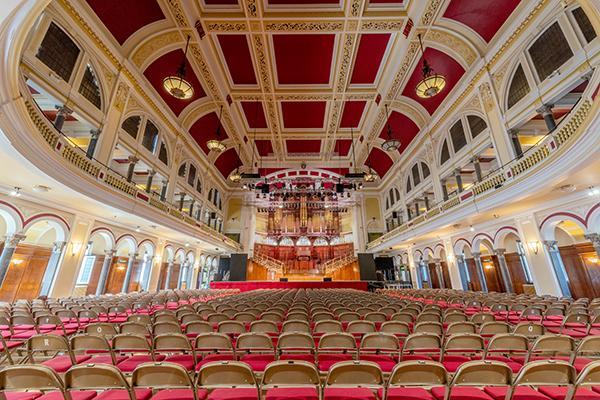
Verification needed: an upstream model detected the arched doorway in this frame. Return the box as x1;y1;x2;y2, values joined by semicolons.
172;249;186;289
474;238;505;293
158;246;174;290
106;236;136;294
79;229;114;295
495;230;533;294
1;217;67;301
435;247;451;289
135;241;155;292
197;255;206;288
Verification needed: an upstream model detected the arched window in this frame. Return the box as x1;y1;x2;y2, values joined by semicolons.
158;142;168;165
196;179;202;194
178;163;186;177
421;162;430;179
507;64;530;109
394;188;400;201
78;64;101;109
389;188;395;205
440;139;450;165
528;22;573;82
406;177;412;193
572;7;597;43
467;115;487;138
142;120;159;152
36;22;80;82
385;198;390;210
188;164;197;187
450;120;467;152
411;164;421;186
122;116;141;139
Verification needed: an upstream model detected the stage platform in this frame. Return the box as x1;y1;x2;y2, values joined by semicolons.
210;280;368;292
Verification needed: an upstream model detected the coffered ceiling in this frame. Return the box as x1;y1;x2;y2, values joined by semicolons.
81;0;524;182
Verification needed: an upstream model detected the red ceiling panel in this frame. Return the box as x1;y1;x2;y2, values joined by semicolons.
286;140;322;154
143;50;207;116
401;48;465;115
259;168;287;176
255;140;274;157
339;101;367;128
86;0;164;45
365;148;394;178
273;34;335;85
350;34;391;85
241;101;268;129
334;139;353;157
443;0;521;42
214;148;242;179
217;35;257;85
379;111;420;154
281;101;327;129
189;112;229;154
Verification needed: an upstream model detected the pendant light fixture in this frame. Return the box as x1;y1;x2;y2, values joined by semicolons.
206;105;226;153
364;142;377;183
415;33;446;99
381;104;401;152
229;143;242;183
344;128;366;179
163;35;194;100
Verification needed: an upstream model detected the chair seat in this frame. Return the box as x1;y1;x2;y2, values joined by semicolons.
265;387;318;400
207;388;259;400
538;386;600;400
279;354;315;363
11;330;38;340
317;354;354;372
42;355;92;373
432;386;493;400
323;387;376;400
151;389;208;400
573;357;594;372
116;355;165;372
164;354;196;370
195;354;236;370
95;389;153;400
38;391;97;400
238;354;276;372
5;392;42;400
484;386;550;400
359;354;397;372
485;355;523;373
0;340;22;351
383;387;436;400
87;355;128;365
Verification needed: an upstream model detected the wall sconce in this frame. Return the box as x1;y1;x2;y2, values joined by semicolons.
11;259;24;266
587;256;600;264
71;242;83;256
447;255;454;263
527;241;540;255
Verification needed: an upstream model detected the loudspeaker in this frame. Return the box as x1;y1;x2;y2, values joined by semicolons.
392;211;399;219
358;253;378;281
228;254;248;281
336;183;344;193
261;184;270;194
323;277;332;282
279;277;288;282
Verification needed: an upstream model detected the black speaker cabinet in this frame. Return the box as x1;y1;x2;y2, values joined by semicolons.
357;253;378;281
228;254;248;281
323;277;332;282
279;277;288;282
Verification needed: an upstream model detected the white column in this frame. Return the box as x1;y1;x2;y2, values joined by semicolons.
121;253;138;293
443;239;462;290
0;233;26;287
494;249;514;293
406;249;418;288
39;241;66;297
472;252;488;292
96;249;115;295
164;260;174;290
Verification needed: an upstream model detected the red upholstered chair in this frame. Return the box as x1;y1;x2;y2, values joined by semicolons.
132;362;207;400
249;320;279;336
390;312;415;325
112;334;164;373
446;322;477;336
571;336;600;373
277;332;316;363
119;322;150;337
513;322;545;342
380;321;411;338
235;333;276;372
359;333;400;373
441;334;486;373
36;315;76;336
281;320;311;334
479;322;511;340
65;363;152;400
561;360;600;400
153;333;197;371
434;360;512;400
486;360;574;400
323;360;384;400
185;321;213;338
84;323;118;339
413;322;444;336
483;333;529;373
194;332;236;370
70;333;126;365
152;321;182;336
27;334;91;373
516;335;575;365
197;361;259;400
400;333;442;362
0;364;81;400
385;360;448;400
261;360;320;400
317;333;358;373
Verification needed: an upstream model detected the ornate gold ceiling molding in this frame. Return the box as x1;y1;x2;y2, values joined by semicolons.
131;30;183;69
360;20;405;31
350;0;363;17
265;21;344;32
165;0;188;27
113;82;130;112
336;33;357;93
420;0;443;26
422;27;477;67
244;0;258;18
388;100;427;128
323;100;342;157
205;22;248;32
189;45;220;100
181;102;219;130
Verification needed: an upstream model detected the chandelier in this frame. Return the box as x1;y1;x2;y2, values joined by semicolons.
381;104;401;152
163;36;194;100
207;105;226;152
364;166;377;183
229;168;241;183
415;34;446;99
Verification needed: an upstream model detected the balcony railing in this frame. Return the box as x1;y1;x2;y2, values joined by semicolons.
24;100;240;251
323;254;357;276
367;93;594;250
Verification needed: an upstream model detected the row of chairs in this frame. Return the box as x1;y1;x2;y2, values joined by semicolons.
2;358;600;400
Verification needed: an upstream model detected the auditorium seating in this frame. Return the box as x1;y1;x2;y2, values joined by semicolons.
0;288;598;400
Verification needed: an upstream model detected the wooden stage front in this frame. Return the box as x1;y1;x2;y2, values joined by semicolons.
210;280;369;291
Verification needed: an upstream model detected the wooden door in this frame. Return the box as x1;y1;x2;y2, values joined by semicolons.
85;255;106;295
105;257;128;294
168;263;181;288
464;258;482;291
504;253;527;294
127;260;142;292
440;262;451;288
0;243;52;302
156;262;169;289
428;263;440;288
558;244;600;299
482;256;505;293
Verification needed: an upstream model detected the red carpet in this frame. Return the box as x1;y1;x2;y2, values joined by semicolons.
210;281;368;291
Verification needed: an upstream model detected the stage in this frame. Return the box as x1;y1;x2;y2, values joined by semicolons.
210;280;369;292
